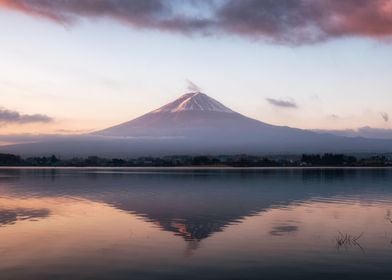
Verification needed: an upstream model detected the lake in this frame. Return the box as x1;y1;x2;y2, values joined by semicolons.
0;168;391;279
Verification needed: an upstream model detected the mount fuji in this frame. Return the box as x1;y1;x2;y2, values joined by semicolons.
1;92;392;157
93;92;275;138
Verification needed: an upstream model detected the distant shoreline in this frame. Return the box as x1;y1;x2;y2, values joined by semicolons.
1;166;392;170
1;152;391;168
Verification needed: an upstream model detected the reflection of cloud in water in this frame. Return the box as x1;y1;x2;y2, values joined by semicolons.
269;225;299;236
0;208;50;226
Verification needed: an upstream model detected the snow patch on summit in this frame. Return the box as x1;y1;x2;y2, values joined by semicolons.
152;92;235;114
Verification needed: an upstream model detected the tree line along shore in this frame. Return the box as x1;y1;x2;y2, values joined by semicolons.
0;153;391;167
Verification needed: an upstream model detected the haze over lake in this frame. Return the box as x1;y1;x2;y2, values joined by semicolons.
1;168;392;280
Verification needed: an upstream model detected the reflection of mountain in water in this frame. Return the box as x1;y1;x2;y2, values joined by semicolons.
0;208;50;226
0;169;391;241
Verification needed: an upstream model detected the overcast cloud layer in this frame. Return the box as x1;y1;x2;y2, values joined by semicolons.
2;0;392;44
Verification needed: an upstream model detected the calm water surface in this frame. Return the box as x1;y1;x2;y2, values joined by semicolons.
0;168;392;279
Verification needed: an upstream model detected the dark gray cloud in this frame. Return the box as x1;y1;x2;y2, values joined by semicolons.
0;0;212;32
2;0;392;44
0;107;53;124
266;98;297;108
381;112;389;122
0;0;167;25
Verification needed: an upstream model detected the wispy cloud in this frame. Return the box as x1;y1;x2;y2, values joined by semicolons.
2;0;392;45
381;112;389;122
186;79;202;92
54;129;93;134
0;133;76;146
328;114;340;120
266;98;297;108
314;126;392;140
0;107;53;124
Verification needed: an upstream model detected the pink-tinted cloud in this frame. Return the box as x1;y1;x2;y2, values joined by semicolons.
1;0;392;44
217;0;392;43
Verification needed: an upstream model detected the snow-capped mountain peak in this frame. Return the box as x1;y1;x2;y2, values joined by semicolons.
152;92;235;113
